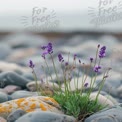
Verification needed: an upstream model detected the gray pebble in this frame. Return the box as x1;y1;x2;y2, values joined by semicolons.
7;109;26;122
85;106;122;122
10;90;38;99
15;111;76;122
0;91;9;103
0;71;31;88
0;43;12;60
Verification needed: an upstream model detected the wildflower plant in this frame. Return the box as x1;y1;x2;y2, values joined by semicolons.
29;43;112;121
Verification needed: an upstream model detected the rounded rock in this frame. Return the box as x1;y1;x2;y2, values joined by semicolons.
0;96;63;119
0;117;7;122
0;61;29;73
26;81;59;92
0;91;8;103
0;71;31;88
15;111;76;122
7;109;26;122
3;85;21;94
90;92;114;107
84;107;122;122
11;90;38;99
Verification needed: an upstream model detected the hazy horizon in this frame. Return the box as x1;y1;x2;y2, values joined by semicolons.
0;0;122;32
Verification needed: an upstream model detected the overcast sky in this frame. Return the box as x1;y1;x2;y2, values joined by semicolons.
0;0;88;13
0;0;120;13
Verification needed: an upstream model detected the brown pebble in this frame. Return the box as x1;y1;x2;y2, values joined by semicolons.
0;117;7;122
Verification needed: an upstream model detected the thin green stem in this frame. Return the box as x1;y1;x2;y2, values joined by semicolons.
43;59;57;92
50;54;58;80
50;54;61;90
94;47;99;67
67;52;72;91
81;63;85;94
76;67;80;91
95;68;110;101
32;68;40;95
44;59;53;81
62;63;68;95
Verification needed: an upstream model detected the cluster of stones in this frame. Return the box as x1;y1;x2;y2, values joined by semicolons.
0;33;122;122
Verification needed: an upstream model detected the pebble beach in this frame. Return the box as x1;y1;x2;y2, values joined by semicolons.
0;32;122;122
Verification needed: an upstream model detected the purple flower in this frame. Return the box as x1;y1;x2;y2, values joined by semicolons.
74;54;77;60
41;51;48;59
101;46;106;50
90;57;93;62
93;66;101;73
84;83;88;87
79;59;81;63
99;46;106;58
41;46;47;50
29;60;35;68
58;53;64;62
98;44;100;48
65;62;68;66
41;42;53;59
47;42;53;54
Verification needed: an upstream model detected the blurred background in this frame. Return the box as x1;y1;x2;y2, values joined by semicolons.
1;0;122;32
0;0;121;76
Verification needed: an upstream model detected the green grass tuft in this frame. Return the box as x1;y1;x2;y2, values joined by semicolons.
53;91;104;119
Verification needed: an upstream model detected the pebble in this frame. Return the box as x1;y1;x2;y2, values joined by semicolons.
0;43;12;60
57;40;98;58
10;91;38;100
84;105;122;122
99;35;119;49
110;44;122;71
0;61;29;73
7;109;26;122
96;71;122;98
15;111;76;122
26;81;59;92
0;71;31;88
0;92;9;103
0;117;7;122
90;92;115;107
55;35;84;47
2;85;21;94
4;33;48;48
117;85;122;98
0;96;63;119
22;73;34;81
6;48;37;62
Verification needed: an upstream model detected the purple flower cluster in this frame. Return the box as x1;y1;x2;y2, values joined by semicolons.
47;43;53;54
29;60;35;68
58;53;64;62
41;42;53;59
93;66;101;73
99;46;106;58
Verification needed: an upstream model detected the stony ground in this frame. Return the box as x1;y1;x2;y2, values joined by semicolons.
0;33;122;122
